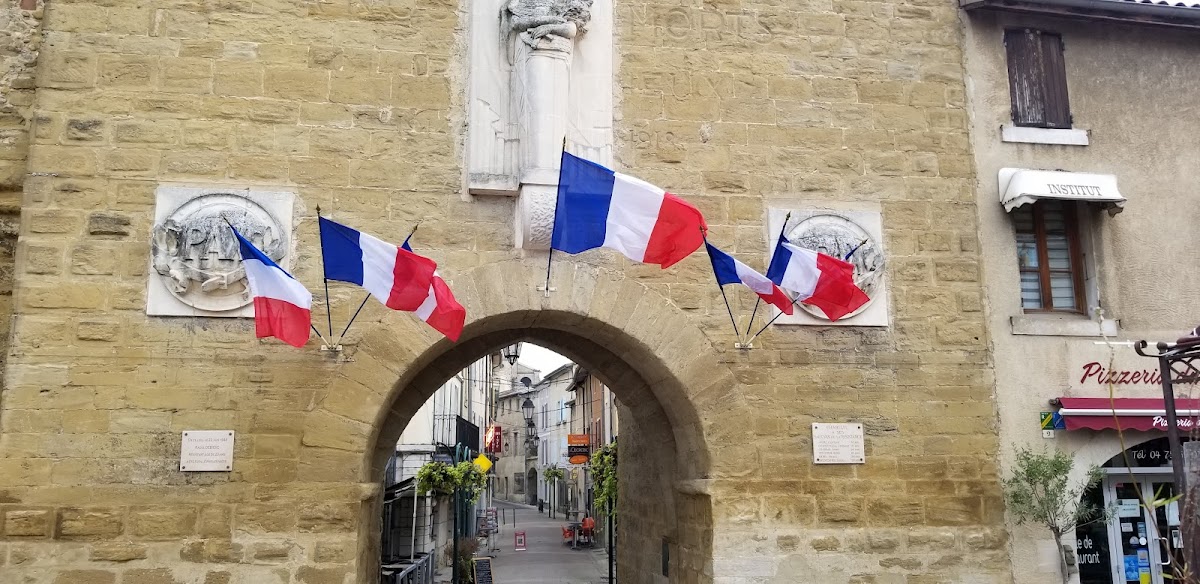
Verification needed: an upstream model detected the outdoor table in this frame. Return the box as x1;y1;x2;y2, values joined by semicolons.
567;521;582;549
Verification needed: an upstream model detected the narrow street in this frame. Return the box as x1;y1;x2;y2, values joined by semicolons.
482;500;610;584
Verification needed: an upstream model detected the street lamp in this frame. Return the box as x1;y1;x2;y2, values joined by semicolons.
522;397;535;425
503;342;522;365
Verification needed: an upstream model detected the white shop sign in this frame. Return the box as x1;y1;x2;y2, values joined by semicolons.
180;430;235;472
811;423;865;464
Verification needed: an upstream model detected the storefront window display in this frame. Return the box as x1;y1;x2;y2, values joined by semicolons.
1077;438;1185;584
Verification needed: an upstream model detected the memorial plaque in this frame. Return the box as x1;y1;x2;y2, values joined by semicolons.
180;430;235;472
811;423;865;464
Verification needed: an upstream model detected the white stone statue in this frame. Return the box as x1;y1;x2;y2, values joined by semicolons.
466;0;611;251
502;0;593;46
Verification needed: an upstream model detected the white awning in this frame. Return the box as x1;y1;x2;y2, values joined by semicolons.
999;168;1125;213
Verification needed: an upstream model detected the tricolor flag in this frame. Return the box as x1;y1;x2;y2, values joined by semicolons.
232;228;313;347
551;152;707;269
766;237;870;322
401;237;466;342
705;242;793;315
319;217;437;311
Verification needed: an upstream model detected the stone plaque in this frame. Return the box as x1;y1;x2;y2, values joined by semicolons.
767;206;889;327
147;186;295;317
179;430;235;472
811;423;865;465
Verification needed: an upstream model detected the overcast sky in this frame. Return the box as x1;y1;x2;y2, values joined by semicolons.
519;342;570;374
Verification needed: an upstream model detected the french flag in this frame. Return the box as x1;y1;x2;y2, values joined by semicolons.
766;238;870;322
551;152;707;269
318;217;437;312
705;242;793;315
401;238;467;342
233;228;313;348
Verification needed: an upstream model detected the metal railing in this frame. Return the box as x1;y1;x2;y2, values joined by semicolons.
380;552;434;584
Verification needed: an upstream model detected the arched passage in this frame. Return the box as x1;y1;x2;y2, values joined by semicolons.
304;259;735;583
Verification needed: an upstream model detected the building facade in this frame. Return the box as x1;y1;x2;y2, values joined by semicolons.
960;2;1200;583
492;354;542;506
0;0;1021;582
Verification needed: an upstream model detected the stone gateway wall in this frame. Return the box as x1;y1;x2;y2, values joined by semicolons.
0;0;1010;583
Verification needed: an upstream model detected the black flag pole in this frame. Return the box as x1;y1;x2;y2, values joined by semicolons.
335;223;421;344
702;230;742;345
315;206;335;343
744;211;790;339
540;137;567;298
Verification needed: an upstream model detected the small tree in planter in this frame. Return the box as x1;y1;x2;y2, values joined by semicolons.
544;465;565;517
1002;446;1107;584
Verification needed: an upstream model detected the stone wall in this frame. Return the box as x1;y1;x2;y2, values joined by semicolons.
0;0;1011;583
0;0;39;403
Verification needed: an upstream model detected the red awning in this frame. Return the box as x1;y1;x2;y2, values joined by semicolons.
1057;397;1200;431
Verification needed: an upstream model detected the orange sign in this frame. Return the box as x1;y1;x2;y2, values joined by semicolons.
567;434;591;464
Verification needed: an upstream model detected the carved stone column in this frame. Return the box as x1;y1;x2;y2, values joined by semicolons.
513;34;574;249
466;0;605;251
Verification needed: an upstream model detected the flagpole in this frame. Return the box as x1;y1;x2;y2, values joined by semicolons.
335;223;421;343
744;212;791;338
745;244;869;346
702;232;742;345
315;206;335;343
222;214;331;348
540;138;567;298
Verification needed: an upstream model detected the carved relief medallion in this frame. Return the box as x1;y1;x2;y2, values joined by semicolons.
147;187;295;317
785;214;886;321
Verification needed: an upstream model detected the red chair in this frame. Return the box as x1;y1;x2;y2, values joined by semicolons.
562;526;575;545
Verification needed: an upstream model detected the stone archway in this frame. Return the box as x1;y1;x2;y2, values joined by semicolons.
301;258;736;583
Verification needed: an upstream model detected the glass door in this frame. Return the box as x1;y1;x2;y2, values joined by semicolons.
1104;476;1178;584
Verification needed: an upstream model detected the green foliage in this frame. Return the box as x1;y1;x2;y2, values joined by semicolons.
416;461;456;496
453;460;488;503
543;464;564;482
1003;446;1104;533
1002;446;1107;584
415;460;487;503
591;440;618;516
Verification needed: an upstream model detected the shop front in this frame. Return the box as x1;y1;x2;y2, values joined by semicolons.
1075;437;1188;584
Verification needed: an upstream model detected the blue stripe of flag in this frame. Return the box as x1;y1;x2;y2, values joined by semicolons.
233;229;295;279
550;152;616;254
704;242;741;287
766;234;792;285
319;217;366;285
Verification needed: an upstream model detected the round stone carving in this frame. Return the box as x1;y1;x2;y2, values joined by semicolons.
150;193;287;313
785;214;885;320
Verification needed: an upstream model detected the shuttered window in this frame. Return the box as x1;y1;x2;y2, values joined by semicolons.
1013;201;1085;312
1004;29;1071;129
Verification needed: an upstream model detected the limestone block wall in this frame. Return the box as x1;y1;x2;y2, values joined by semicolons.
0;0;1010;583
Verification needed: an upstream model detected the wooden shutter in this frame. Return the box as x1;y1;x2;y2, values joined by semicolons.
1004;29;1071;128
1040;33;1071;128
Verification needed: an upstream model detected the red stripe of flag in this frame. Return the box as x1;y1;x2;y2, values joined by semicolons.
425;277;467;342
252;297;312;348
802;254;870;322
643;193;707;268
384;248;438;311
